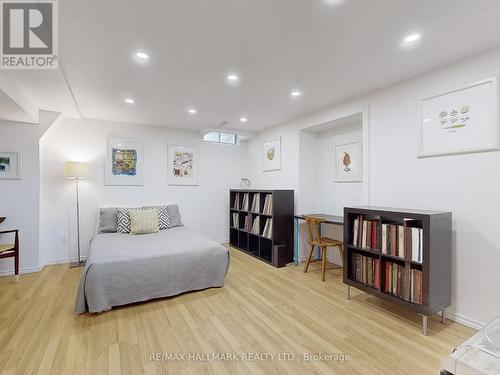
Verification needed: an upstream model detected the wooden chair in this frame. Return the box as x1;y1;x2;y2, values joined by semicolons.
303;215;344;281
0;230;19;283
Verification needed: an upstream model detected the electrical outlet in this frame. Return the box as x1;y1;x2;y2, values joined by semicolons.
59;232;68;242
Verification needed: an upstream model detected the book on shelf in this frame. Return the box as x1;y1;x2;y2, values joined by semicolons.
242;193;250;211
233;193;240;210
232;213;239;229
352;216;378;250
262;218;273;238
351;254;380;289
251;216;260;235
383;262;423;304
262;194;273;215
250;193;260;212
380;222;423;263
243;215;252;232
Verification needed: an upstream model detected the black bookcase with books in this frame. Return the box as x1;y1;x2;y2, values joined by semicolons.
343;206;452;335
229;190;294;268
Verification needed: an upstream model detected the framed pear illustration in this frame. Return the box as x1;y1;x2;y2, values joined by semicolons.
335;142;362;182
263;137;281;171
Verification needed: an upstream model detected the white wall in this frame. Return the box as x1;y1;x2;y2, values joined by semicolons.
39;118;248;264
247;47;500;328
0;111;59;275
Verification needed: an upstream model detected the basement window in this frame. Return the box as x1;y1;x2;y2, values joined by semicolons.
203;131;237;145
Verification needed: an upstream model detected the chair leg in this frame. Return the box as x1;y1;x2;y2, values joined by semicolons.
304;245;315;273
321;246;327;281
14;251;19;283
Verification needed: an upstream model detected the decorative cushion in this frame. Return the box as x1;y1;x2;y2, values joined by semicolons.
116;208;132;233
129;209;159;235
143;206;172;230
167;204;183;227
98;207;118;233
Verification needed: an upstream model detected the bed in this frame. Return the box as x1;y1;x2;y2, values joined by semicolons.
75;226;230;314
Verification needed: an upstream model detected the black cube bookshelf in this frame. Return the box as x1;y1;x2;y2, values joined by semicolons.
343;206;452;335
229;190;294;268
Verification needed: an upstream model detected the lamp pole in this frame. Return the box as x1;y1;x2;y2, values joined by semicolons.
70;178;85;268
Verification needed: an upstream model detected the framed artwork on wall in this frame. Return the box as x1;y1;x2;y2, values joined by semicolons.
0;152;21;180
168;145;198;186
105;139;144;185
419;77;500;157
334;142;362;182
262;137;281;171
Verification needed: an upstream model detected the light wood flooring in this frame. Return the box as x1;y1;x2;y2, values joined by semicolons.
0;247;475;374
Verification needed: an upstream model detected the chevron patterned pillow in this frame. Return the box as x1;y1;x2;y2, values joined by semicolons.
116;208;132;233
143;206;172;230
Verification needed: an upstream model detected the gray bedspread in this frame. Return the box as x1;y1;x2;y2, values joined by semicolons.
75;227;229;314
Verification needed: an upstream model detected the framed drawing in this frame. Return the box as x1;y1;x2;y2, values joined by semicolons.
419;77;500;157
105;139;144;185
0;152;21;179
263;137;281;171
335;142;362;182
168;145;198;186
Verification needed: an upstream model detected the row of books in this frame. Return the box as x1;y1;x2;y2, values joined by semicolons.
351;253;424;305
241;193;250;211
243;215;252;232
232;214;272;238
351;254;380;289
384;262;423;305
382;224;423;263
262;194;273;215
232;213;239;228
351;215;423;263
352;218;378;250
250;193;260;213
251;216;260;235
232;192;271;215
233;193;241;210
262;218;273;239
233;192;254;211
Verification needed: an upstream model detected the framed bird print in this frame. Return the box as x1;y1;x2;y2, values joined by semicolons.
335;142;362;182
262;137;281;172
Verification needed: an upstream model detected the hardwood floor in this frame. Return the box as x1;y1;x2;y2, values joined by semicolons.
0;247;474;374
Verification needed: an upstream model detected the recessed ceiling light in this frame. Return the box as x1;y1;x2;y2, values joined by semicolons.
403;33;421;44
227;74;239;81
135;52;149;60
291;90;303;97
124;98;134;104
188;108;197;114
423;118;431;122
240;117;248;123
324;0;345;5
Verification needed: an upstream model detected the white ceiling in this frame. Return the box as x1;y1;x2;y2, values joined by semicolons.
3;0;500;131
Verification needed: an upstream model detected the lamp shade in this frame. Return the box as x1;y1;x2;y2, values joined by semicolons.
64;161;88;180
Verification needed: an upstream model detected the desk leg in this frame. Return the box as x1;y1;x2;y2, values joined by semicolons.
294;217;299;266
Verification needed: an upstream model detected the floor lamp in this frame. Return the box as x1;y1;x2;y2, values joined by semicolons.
65;161;88;268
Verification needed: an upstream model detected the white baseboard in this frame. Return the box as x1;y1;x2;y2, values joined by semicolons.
445;311;484;330
0;256;88;277
0;266;41;277
43;256;87;267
